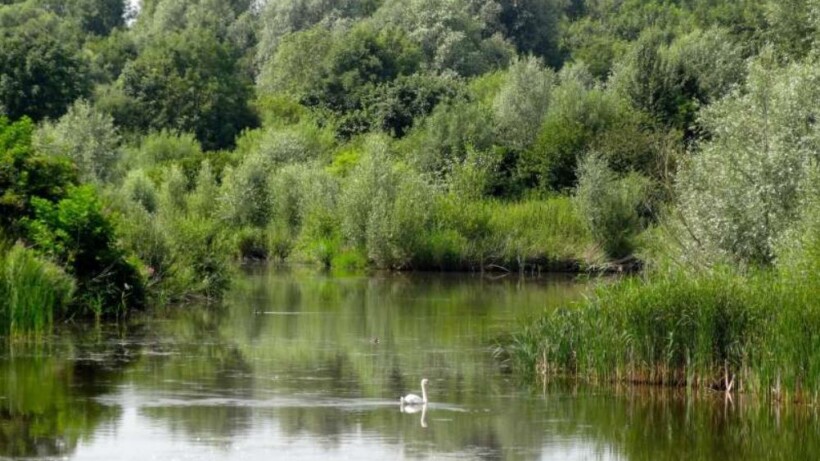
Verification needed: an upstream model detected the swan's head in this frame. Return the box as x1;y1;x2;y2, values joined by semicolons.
421;378;429;386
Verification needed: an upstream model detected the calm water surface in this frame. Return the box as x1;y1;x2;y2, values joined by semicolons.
1;268;818;460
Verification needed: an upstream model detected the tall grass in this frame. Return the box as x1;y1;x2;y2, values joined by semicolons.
0;244;75;335
485;198;598;269
505;265;820;402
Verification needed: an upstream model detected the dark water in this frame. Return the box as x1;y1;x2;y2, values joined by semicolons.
1;268;818;460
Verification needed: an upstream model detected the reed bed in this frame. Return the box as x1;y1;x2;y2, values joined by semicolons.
505;266;820;403
0;244;75;336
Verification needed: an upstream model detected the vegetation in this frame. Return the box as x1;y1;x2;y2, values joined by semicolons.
505;42;820;400
0;243;74;335
0;0;818;346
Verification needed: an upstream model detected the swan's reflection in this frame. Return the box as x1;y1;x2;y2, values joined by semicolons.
400;402;428;428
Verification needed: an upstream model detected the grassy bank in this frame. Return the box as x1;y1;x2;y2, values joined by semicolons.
503;265;820;402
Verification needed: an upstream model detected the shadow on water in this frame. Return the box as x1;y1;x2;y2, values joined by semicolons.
1;267;819;460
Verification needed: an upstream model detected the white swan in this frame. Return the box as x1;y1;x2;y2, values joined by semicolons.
400;378;429;405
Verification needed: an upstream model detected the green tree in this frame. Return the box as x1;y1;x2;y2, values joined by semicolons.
675;52;820;266
374;0;514;76
522;78;654;192
255;0;380;68
496;0;566;67
360;73;462;137
256;25;336;98
34;100;121;184
303;22;423;136
492;55;555;151
118;27;257;150
0;3;91;121
0;116;77;234
766;0;818;59
611;27;744;133
39;0;126;35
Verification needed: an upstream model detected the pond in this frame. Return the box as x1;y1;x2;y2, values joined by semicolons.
1;268;818;460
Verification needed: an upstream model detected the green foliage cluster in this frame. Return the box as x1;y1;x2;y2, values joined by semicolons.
0;117;144;330
2;0;819;338
506;34;820;392
0;2;91;121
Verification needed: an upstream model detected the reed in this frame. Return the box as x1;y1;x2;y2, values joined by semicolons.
0;244;75;336
505;265;820;401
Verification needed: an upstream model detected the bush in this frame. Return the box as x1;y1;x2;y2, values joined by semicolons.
24;185;145;314
122;169;158;214
402;99;496;177
492;55;555;151
574;154;650;259
164;216;232;300
522;79;652;192
674;53;820;266
0;116;78;235
219;157;272;228
125;130;203;172
235;227;269;260
34;100;121;184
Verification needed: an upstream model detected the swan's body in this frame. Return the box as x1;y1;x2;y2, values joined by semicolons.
400;379;429;405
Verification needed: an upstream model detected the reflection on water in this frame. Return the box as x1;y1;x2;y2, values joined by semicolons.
0;268;818;460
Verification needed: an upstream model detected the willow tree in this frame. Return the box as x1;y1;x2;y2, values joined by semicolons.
674;52;820;266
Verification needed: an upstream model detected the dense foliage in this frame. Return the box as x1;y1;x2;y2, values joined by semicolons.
0;0;818;339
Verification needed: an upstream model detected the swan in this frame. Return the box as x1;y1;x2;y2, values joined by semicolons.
400;378;429;405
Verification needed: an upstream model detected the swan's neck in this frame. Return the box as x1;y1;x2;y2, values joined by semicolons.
421;381;428;403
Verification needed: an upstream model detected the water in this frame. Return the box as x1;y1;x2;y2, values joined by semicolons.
1;268;818;460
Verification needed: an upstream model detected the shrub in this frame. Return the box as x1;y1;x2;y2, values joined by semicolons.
219;157;272;228
492;55;555;151
24;185;144;314
403;99;496;176
575;154;650;259
0;116;78;235
125;130;203;171
164;216;232;300
121;169;158;214
674;53;820;266
235;227;270;260
34;100;121;184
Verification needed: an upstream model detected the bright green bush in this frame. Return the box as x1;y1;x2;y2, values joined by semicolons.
124;130;203;172
402;99;496;176
219;157;273;228
0;116;78;235
25;185;145;314
164;215;232;300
